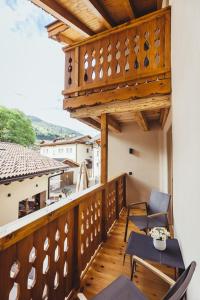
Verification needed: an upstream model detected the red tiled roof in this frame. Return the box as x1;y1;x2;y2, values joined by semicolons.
52;158;80;167
62;159;80;168
0;142;67;184
40;135;92;147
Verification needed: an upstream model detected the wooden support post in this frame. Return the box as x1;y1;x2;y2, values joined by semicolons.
134;111;149;131
160;108;170;129
101;114;108;184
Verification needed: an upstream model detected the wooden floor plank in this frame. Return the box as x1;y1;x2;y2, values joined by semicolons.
80;209;174;300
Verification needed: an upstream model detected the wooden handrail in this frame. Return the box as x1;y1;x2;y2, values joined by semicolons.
63;7;170;51
0;184;103;250
0;174;126;300
0;173;125;250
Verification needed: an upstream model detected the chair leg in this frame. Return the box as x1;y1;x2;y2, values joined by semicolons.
131;260;136;281
124;215;129;242
130;255;132;269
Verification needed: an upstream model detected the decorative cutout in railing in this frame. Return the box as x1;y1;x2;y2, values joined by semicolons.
79;192;102;273
0;174;126;300
106;182;117;230
63;8;170;96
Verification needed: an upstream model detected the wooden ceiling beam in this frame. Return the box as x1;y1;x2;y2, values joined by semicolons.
32;0;94;36
47;21;69;37
94;116;121;133
77;115;121;133
86;0;115;28
47;20;76;44
77;117;101;131
134;112;149;131
160;108;170;129
56;33;75;45
63;7;170;51
70;96;171;118
107;116;121;133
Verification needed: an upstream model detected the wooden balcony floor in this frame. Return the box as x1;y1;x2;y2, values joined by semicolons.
80;208;174;300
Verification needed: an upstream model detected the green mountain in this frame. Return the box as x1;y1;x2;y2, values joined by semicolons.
28;115;82;141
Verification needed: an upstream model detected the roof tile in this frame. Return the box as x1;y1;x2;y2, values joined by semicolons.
0;142;67;183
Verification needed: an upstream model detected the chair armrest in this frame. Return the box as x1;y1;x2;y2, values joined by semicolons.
77;293;88;300
132;255;175;286
147;212;167;218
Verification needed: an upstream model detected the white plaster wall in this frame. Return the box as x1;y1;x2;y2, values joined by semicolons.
76;144;92;164
158;109;172;193
171;1;200;297
0;176;49;226
40;144;77;161
108;123;160;204
40;144;93;165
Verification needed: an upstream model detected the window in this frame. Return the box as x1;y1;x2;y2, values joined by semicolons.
86;148;89;153
66;148;72;153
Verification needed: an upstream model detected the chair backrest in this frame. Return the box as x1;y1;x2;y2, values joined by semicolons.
148;190;170;215
163;261;196;300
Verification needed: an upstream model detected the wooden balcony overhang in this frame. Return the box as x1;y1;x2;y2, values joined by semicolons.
32;0;164;46
31;1;171;131
62;7;171;131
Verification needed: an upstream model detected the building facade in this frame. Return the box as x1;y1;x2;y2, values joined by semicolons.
0;142;67;226
91;135;101;184
40;136;93;165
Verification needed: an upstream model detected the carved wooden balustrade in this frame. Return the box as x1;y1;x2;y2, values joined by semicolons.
63;8;171;110
0;174;126;300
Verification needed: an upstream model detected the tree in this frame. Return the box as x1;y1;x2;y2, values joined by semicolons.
0;106;36;146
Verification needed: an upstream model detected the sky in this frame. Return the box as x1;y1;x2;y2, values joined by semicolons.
0;0;98;136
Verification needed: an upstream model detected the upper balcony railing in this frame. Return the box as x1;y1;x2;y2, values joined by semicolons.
0;174;126;300
63;8;170;99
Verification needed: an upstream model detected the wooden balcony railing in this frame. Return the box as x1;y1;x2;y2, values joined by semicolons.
63;8;170;101
0;174;126;300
